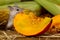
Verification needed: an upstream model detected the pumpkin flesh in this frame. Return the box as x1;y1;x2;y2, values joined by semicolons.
13;12;51;36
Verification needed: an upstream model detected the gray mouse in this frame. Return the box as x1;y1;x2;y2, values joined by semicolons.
6;5;23;28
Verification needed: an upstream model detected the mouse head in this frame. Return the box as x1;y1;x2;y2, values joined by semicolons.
8;5;23;14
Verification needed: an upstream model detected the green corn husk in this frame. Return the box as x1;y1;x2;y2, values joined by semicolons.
0;1;41;25
21;0;33;2
35;0;60;15
0;0;21;5
47;0;60;5
0;1;40;12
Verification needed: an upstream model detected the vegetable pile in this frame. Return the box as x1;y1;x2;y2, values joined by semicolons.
0;0;60;36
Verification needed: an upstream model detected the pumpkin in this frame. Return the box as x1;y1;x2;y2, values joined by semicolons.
48;15;60;34
13;10;51;36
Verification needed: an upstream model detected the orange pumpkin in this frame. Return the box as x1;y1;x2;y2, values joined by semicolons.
13;10;51;36
48;15;60;33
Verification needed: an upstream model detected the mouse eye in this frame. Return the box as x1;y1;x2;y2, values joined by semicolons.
16;9;19;11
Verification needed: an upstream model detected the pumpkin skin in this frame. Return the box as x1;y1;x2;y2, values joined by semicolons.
13;11;51;36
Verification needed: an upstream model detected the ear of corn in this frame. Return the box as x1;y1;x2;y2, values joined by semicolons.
0;0;21;5
35;0;60;15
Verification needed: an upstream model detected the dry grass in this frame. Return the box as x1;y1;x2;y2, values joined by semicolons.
0;30;60;40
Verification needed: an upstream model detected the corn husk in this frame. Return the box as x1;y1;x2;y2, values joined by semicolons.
35;0;60;15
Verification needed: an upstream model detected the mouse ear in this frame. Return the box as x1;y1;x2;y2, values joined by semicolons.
8;6;14;11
